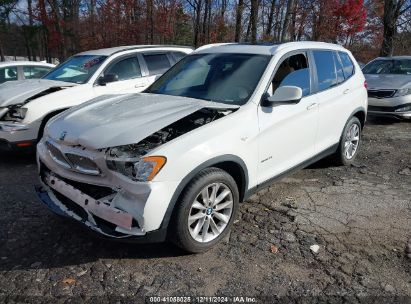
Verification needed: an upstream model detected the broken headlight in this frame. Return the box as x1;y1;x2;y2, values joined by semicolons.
9;107;28;120
105;145;166;182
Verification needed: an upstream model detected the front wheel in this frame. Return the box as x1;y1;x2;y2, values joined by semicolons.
332;116;362;166
171;168;239;253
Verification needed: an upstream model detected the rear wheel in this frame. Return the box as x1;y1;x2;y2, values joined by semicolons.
332;116;362;166
171;168;239;253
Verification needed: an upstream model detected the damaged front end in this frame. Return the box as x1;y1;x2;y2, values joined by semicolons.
37;106;236;239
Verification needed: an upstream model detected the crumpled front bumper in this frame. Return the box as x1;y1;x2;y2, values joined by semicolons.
36;138;180;242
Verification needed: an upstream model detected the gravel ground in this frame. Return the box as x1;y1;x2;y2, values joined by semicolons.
0;117;410;303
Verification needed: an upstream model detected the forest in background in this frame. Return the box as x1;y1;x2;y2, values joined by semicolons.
0;0;410;64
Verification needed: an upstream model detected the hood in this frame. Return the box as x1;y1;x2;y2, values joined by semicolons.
0;79;76;107
364;74;411;90
47;93;239;149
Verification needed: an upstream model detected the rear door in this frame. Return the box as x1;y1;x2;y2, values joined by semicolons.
311;50;353;153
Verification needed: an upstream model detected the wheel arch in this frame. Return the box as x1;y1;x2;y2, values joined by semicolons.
162;154;249;233
350;107;367;129
37;108;69;140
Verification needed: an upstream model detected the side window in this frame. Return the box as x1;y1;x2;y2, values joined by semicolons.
105;56;141;81
0;66;18;83
23;66;51;79
333;52;345;84
171;52;187;62
270;53;310;97
338;52;355;79
313;50;337;91
143;53;171;75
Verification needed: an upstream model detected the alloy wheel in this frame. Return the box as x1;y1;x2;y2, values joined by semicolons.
188;182;234;243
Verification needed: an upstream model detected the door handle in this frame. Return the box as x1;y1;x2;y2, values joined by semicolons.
343;89;350;94
306;103;318;110
135;84;146;88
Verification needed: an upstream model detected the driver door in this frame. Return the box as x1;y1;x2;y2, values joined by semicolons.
93;55;151;96
257;51;319;185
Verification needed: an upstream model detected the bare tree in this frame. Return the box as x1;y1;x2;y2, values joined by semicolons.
280;0;295;42
250;0;258;43
235;0;244;42
380;0;409;56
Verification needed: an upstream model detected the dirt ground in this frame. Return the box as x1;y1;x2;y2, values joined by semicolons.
0;116;410;304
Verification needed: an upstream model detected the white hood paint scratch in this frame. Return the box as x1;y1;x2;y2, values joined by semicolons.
47;93;239;150
0;79;76;107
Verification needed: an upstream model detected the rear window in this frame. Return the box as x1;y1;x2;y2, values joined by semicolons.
313;50;337;91
172;52;187;62
143;54;171;75
338;52;355;78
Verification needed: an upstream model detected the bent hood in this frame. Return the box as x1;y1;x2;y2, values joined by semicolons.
0;79;76;107
47;93;239;149
364;74;411;90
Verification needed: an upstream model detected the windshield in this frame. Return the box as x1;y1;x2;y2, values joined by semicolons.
362;59;411;75
43;55;107;84
146;53;271;105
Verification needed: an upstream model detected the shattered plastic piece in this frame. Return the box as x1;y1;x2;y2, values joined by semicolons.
270;245;279;253
310;244;320;253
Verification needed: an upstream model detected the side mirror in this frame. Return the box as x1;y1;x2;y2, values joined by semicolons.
98;74;118;86
261;86;303;107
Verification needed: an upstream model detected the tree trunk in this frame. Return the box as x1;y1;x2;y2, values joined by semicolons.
193;0;202;47
281;0;295;42
235;0;244;42
202;0;210;44
380;0;405;56
265;0;276;37
250;0;258;44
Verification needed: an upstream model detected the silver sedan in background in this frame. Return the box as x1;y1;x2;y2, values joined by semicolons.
363;56;411;119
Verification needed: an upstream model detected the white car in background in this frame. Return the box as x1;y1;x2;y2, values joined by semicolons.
363;56;411;119
0;61;55;84
0;45;192;151
36;42;367;253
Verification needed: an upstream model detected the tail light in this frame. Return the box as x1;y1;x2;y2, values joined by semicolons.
364;80;368;89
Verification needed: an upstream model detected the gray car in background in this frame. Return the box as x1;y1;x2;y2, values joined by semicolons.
363;56;411;119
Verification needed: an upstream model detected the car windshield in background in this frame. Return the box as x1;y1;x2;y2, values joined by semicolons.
146;53;271;105
43;55;107;84
362;59;411;75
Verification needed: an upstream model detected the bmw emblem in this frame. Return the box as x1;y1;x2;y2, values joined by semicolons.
59;131;67;141
206;207;213;216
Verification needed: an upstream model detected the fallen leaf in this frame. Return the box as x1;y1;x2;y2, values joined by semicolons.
270;245;279;254
62;278;76;285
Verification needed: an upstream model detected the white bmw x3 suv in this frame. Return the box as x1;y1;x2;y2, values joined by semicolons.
0;45;192;151
36;42;367;252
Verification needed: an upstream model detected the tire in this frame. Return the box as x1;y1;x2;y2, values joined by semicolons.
171;167;239;253
332;116;362;166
